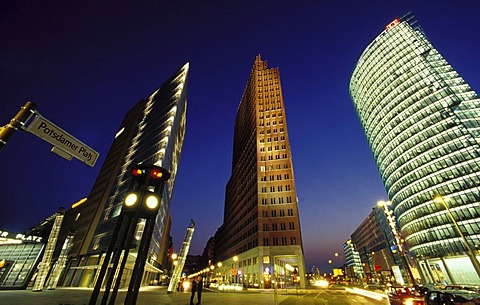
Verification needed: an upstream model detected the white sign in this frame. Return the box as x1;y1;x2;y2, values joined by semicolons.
26;114;99;167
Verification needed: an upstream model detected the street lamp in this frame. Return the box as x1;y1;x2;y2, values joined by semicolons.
433;195;480;278
377;200;416;284
233;256;239;284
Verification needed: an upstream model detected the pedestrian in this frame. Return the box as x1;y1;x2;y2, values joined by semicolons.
197;276;203;305
190;277;197;305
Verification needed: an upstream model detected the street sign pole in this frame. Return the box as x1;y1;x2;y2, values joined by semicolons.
0;101;36;151
0;101;99;167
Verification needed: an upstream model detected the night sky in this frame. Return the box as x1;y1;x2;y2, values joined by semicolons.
1;0;479;273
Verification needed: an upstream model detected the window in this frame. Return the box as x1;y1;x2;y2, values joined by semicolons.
288;209;293;216
282;237;287;245
263;239;269;246
263;255;270;264
291;237;296;245
273;238;279;246
285;184;291;191
272;210;277;217
272;223;278;231
270;186;275;192
284;173;289;179
289;222;295;230
280;223;286;230
280;209;285;217
277;185;283;192
287;196;292;203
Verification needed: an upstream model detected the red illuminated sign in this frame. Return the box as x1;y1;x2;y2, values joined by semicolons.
386;18;400;30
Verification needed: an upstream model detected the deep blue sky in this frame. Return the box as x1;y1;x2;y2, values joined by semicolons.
1;0;479;273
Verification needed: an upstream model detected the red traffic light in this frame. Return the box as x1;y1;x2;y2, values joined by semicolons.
132;169;144;176
150;169;163;179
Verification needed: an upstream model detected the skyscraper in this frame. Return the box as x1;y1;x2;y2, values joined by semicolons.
61;63;189;287
214;55;305;289
350;13;480;284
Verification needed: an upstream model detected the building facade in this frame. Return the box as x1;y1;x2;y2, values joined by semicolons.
350;13;480;284
342;239;363;282
351;208;397;284
61;63;189;287
214;55;305;288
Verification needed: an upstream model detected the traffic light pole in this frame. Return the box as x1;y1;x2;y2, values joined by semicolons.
124;217;155;305
89;165;170;305
0;101;36;151
104;215;138;305
88;213;127;305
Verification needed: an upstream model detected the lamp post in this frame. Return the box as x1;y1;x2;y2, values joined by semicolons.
233;256;239;284
433;195;480;278
377;200;416;284
217;262;223;283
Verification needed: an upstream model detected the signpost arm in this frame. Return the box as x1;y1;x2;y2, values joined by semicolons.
0;101;36;151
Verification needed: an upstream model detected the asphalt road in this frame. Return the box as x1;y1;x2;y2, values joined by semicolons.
0;286;389;305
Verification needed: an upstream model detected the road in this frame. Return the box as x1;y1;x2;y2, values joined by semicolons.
279;288;388;305
0;286;389;305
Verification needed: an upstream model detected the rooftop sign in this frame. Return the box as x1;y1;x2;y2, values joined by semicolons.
386;18;400;31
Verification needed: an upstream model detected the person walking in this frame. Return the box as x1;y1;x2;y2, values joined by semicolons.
190;278;197;305
196;276;203;305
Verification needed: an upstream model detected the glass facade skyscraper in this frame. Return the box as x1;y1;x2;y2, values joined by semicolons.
350;13;480;284
62;63;189;287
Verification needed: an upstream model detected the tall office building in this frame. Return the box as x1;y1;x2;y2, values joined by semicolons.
350;13;480;284
342;239;363;282
61;63;189;287
214;55;305;288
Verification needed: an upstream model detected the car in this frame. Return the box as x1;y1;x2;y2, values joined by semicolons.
425;290;480;305
386;285;426;305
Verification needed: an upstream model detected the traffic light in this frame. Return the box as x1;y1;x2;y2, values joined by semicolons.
122;165;170;219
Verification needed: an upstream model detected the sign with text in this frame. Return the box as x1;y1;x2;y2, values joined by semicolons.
26;114;99;167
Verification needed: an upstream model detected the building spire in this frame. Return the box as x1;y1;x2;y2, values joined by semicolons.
254;53;267;70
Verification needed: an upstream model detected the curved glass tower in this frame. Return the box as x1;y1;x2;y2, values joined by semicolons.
350;13;480;284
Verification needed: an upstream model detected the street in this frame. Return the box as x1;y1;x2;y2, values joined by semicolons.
0;286;389;305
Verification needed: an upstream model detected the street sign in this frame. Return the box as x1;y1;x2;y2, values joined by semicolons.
26;114;99;167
